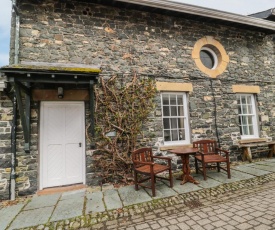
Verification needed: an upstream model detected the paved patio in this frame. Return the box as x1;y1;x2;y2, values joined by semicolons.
1;158;275;230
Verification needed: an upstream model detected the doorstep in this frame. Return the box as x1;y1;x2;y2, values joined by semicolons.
37;184;87;195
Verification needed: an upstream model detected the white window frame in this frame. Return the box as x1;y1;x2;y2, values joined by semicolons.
237;94;259;139
161;92;190;146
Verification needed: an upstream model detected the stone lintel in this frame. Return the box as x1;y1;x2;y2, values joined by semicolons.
156;82;193;92
232;85;260;94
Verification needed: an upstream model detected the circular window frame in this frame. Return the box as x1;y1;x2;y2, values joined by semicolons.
200;47;218;70
192;36;229;78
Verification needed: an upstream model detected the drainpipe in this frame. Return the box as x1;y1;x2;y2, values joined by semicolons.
12;0;20;64
10;93;17;200
10;0;20;200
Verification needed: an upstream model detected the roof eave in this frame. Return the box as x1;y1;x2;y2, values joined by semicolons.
117;0;275;32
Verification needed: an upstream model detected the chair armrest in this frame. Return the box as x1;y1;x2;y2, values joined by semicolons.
152;156;172;161
196;151;206;161
133;160;154;166
216;148;230;159
196;150;206;155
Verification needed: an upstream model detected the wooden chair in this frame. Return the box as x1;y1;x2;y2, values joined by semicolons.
132;147;173;197
193;140;231;180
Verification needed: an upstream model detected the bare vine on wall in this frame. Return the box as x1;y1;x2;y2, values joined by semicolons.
93;73;156;183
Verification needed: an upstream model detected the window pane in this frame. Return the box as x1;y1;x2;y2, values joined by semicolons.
247;104;252;114
239;116;245;125
249;125;254;135
238;104;242;114
242;125;248;135
163;118;170;129
171;118;177;129
170;95;177;105
163;106;170;116
179;129;185;140
178;118;185;129
162;94;169;105
247;116;253;126
164;130;170;141
171;106;177;116
200;50;215;69
239;126;242;134
171;130;178;141
242;105;247;114
178;106;184;116
246;96;252;104
177;95;183;106
241;96;246;104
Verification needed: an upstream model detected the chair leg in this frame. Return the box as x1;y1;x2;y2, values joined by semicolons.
151;173;156;197
134;171;138;191
202;163;207;180
195;158;199;174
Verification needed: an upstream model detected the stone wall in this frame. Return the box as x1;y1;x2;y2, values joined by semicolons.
0;93;12;200
2;0;274;198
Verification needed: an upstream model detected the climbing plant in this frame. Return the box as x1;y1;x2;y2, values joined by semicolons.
92;73;156;184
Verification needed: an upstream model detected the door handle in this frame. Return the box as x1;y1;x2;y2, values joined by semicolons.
79;142;82;147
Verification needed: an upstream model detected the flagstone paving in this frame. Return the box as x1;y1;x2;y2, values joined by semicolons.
1;158;275;229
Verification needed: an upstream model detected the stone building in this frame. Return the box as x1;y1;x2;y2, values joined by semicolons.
0;0;275;200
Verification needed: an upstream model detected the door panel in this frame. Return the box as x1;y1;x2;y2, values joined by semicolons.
47;144;64;186
65;143;82;183
40;102;85;189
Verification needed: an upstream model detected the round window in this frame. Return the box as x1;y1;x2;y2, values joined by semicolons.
192;36;229;78
200;47;218;69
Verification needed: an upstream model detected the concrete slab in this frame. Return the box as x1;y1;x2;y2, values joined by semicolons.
241;163;258;167
248;164;275;172
24;193;61;210
103;189;123;210
192;174;223;189
265;158;275;163
50;196;84;222
224;169;255;181
171;178;202;194
254;161;275;167
206;171;235;183
147;181;178;199
86;191;105;214
119;185;152;206
0;204;24;230
233;165;270;176
61;188;86;200
8;206;54;229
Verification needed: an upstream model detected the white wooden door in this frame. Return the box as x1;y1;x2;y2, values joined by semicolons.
40;102;85;189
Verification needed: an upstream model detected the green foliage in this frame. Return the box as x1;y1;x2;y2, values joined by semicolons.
93;73;156;182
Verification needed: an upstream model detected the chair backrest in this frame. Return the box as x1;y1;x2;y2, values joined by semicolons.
193;139;217;154
132;147;153;167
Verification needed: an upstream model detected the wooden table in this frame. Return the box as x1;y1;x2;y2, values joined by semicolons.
169;147;199;185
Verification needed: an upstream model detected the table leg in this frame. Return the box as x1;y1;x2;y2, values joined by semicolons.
180;155;199;185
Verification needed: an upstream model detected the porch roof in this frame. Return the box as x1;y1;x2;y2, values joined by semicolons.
0;62;101;84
